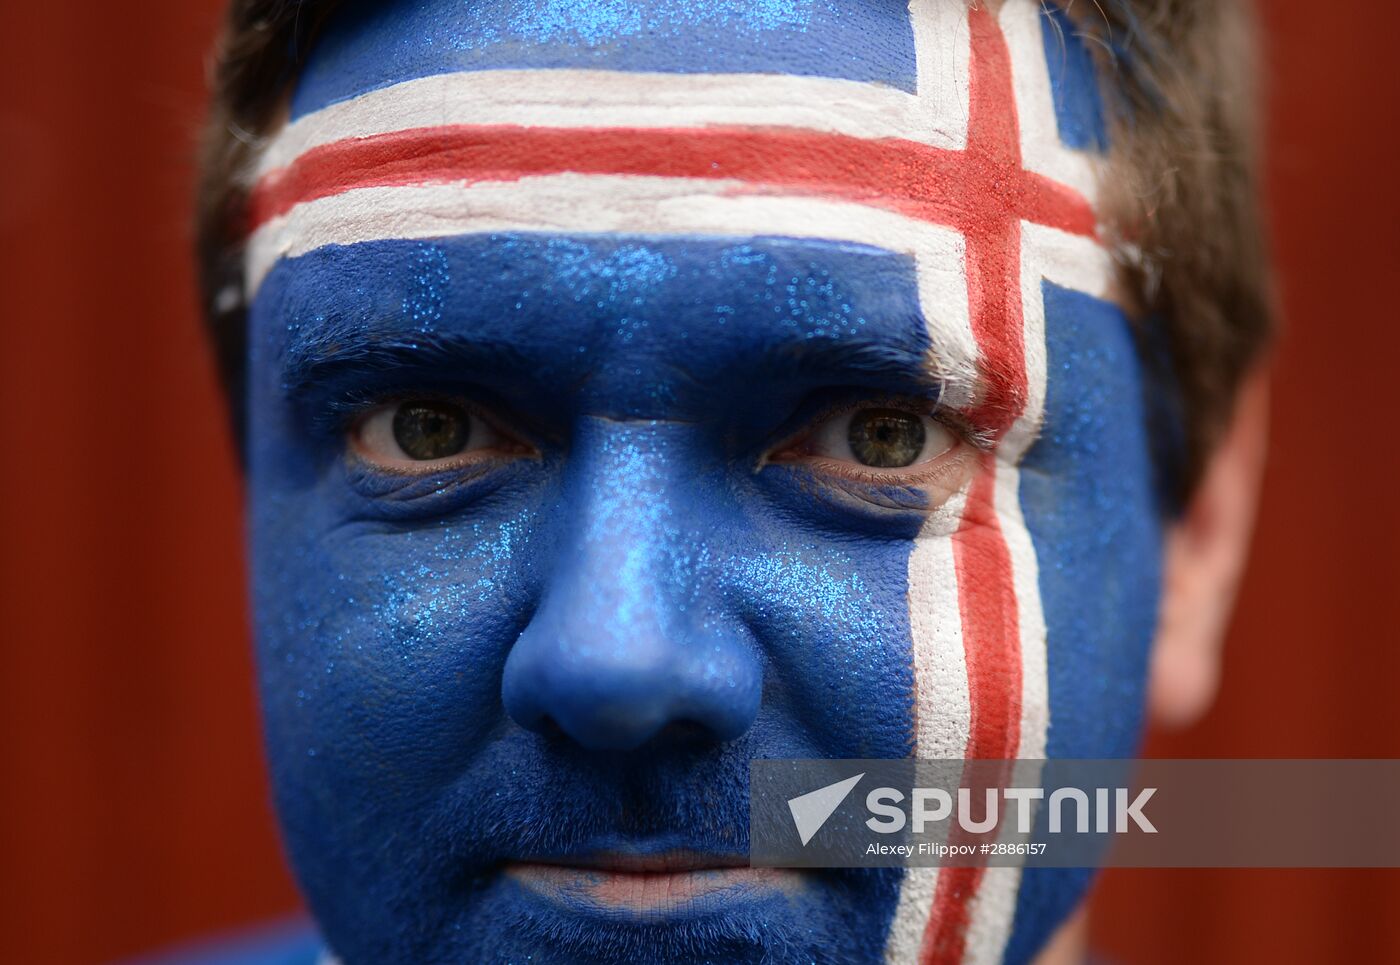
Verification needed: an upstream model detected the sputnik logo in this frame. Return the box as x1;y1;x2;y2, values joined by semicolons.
787;773;864;846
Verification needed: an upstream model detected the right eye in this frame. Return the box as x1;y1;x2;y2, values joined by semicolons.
350;398;527;472
767;404;960;480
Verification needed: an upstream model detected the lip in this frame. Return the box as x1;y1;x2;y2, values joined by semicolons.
505;851;804;915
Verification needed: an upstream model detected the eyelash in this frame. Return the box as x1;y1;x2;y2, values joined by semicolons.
765;399;971;464
339;392;535;467
800;457;962;487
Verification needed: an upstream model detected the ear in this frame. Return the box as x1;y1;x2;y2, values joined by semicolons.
1148;368;1270;729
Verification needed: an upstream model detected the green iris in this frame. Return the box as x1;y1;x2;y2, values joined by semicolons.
393;400;470;460
848;409;926;468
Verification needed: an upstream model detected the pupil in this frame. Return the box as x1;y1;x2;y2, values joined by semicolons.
392;400;469;460
848;409;925;468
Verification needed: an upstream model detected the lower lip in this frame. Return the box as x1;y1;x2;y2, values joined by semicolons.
505;862;806;915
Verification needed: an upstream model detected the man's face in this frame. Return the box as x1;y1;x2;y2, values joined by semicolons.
243;1;1164;962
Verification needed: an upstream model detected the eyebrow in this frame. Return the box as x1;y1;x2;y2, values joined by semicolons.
758;334;950;395
280;326;954;403
280;329;536;401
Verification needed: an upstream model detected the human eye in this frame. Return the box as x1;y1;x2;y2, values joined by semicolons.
764;400;978;509
349;396;534;473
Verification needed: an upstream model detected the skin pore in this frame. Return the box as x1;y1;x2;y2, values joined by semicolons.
236;1;1259;962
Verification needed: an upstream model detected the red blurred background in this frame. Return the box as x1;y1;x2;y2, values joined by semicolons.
1;2;1396;963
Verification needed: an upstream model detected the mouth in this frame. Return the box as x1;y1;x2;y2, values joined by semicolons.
505;851;805;916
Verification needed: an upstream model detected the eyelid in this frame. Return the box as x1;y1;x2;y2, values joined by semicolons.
763;396;966;466
760;396;988;519
347;393;537;475
296;376;528;440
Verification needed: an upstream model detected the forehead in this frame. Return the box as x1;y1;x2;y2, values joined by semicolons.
294;0;920;113
249;0;1113;431
259;235;938;423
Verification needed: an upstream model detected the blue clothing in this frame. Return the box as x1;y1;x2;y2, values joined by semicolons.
127;919;324;965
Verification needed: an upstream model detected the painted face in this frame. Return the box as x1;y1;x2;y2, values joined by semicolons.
243;1;1164;962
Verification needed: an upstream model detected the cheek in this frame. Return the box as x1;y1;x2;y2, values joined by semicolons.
1022;282;1164;759
903;493;982;759
722;525;923;761
1001;284;1166;965
243;378;548;795
250;504;550;780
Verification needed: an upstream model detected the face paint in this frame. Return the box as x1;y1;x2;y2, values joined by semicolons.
243;2;1162;963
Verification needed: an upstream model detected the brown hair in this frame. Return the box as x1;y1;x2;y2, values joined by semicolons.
195;0;1274;498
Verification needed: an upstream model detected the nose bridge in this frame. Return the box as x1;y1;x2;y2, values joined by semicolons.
501;418;762;750
571;418;696;631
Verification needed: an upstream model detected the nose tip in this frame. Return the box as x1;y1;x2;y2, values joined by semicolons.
501;613;762;751
503;417;762;751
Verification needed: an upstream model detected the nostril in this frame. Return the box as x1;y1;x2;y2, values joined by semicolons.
527;714;570;743
650;718;726;748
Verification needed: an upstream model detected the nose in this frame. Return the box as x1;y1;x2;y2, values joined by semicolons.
501;420;762;751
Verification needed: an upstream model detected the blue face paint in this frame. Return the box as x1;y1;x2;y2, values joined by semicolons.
1040;3;1109;152
291;0;918;118
244;2;1167;963
249;235;927;962
1004;283;1163;962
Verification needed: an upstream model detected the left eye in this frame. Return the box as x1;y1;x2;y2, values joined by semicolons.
351;398;520;470
777;406;955;472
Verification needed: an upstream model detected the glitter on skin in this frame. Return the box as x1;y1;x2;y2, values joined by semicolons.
402;243;450;329
506;0;820;47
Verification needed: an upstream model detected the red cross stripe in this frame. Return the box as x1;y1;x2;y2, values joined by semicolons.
929;8;1047;964
246;10;1095;439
